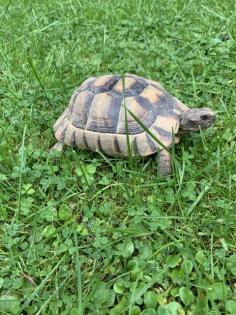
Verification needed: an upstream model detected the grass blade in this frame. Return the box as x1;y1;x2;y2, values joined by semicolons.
187;185;209;215
27;55;51;106
36;274;71;315
12;125;27;225
74;230;83;315
19;257;65;313
124;106;170;152
122;74;132;160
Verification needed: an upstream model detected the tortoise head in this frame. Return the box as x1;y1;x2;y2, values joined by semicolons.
179;107;216;132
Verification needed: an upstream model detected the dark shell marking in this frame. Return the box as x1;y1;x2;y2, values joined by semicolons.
114;136;122;154
97;135;103;152
145;134;157;152
153;126;174;139
70;130;77;147
83;133;89;149
132;137;140;156
60;126;68;143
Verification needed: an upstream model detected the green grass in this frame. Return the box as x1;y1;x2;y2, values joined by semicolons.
0;0;236;314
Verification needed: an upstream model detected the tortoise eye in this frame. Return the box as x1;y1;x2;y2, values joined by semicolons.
201;115;209;121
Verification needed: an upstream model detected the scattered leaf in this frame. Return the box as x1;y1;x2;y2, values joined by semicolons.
0;295;20;314
226;300;236;314
195;251;207;265
207;283;230;300
42;225;57;238
179;287;194;305
59;204;72;220
144;291;158;309
166;255;181;268
158;301;182;315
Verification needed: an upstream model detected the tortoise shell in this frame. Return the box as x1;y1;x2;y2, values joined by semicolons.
53;74;188;157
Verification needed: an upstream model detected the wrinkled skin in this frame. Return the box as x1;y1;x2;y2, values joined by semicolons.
179;107;216;132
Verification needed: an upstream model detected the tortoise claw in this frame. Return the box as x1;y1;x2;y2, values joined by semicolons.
50;141;64;152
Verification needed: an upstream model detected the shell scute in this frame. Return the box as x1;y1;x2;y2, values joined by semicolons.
70;91;94;129
113;77;136;93
116;96;155;134
79;77;96;92
112;76;147;97
139;85;163;104
153;116;179;133
86;93;122;133
147;79;166;92
90;75;120;93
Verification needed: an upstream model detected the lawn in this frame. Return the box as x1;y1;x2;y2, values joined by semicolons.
0;0;236;314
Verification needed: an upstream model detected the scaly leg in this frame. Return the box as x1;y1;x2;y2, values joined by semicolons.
159;150;172;176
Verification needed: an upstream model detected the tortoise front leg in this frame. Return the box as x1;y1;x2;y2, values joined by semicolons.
159;150;172;176
50;141;64;152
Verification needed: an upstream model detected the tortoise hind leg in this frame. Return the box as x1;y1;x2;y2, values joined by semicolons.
50;141;64;152
159;150;172;176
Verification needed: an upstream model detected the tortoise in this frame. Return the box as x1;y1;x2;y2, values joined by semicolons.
51;74;216;175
